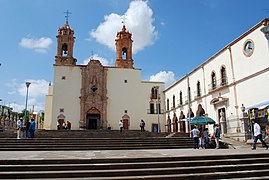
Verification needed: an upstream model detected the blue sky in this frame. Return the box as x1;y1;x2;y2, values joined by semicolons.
0;0;268;112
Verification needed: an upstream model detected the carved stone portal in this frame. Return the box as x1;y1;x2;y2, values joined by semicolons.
80;60;107;129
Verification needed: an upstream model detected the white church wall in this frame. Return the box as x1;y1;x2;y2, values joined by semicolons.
44;84;53;129
106;68;165;132
51;66;82;130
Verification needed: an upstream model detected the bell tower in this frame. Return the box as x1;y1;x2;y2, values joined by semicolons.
55;11;77;66
115;25;134;68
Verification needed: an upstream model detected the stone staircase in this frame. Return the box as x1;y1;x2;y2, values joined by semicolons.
1;153;269;179
0;129;196;151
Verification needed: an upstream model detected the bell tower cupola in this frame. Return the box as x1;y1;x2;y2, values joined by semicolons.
115;25;134;68
55;10;77;66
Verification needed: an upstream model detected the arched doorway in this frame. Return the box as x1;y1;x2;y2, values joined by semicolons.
122;114;130;130
57;114;66;130
86;107;101;130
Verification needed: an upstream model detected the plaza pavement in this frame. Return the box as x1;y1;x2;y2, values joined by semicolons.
0;143;268;161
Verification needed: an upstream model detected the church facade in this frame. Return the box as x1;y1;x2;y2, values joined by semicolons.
44;22;165;132
164;18;269;141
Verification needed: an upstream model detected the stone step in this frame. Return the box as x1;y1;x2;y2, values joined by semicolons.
1;157;269;171
1;153;269;179
1;162;269;179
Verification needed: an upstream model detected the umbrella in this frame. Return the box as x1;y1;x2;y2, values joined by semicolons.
190;116;216;125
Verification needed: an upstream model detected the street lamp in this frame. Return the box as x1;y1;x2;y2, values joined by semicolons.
155;86;160;133
24;82;31;126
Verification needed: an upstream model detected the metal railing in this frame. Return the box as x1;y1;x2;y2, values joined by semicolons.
208;78;228;92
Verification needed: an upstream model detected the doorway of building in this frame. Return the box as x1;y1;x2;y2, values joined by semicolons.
218;108;227;134
86;114;100;130
152;123;158;133
123;119;129;130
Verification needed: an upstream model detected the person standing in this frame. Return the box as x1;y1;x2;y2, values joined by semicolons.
191;126;200;149
252;119;268;150
203;128;209;149
213;124;221;149
119;120;123;133
16;118;22;139
140;119;145;132
29;118;36;138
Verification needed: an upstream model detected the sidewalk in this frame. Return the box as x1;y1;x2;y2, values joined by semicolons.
220;136;252;149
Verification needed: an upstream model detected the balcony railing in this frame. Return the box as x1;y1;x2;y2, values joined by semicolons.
208;78;228;92
147;109;165;114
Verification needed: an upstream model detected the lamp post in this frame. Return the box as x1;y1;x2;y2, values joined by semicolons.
24;82;31;126
155;86;160;133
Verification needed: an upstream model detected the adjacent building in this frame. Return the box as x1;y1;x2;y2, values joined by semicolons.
164;18;269;141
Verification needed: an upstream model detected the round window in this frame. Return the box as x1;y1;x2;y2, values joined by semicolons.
243;40;254;57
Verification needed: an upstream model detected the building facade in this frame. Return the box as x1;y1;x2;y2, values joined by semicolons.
44;21;165;132
164;18;269;141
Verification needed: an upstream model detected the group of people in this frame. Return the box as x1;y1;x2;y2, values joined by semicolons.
16;117;36;139
118;119;146;132
191;124;221;149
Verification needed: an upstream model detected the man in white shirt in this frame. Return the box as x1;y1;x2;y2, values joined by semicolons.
119;120;123;133
252;119;268;150
191;126;200;149
16;118;22;139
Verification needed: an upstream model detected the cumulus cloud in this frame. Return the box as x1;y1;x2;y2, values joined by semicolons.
5;79;49;112
149;71;176;87
18;79;49;98
90;0;157;54
19;37;52;53
83;54;113;66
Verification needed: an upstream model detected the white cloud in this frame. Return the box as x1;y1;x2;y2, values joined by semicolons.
83;54;113;66
18;79;49;98
19;37;52;53
90;0;157;54
149;71;176;87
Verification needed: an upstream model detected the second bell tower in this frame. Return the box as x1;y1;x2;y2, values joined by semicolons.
115;25;134;68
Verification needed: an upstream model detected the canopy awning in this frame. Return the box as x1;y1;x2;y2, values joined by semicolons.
246;100;269;110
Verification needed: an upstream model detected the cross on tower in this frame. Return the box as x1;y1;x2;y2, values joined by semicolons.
64;10;72;24
122;14;127;26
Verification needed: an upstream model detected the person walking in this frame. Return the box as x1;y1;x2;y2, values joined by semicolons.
119;120;123;133
16;118;22;139
191;126;200;149
29;118;36;138
213;124;221;149
252;119;268;150
140;119;145;132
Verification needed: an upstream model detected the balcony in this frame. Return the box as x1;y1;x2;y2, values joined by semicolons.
208;78;228;92
147;109;165;114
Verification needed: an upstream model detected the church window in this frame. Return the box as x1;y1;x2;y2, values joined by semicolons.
211;72;216;90
151;87;158;99
61;76;66;80
179;91;183;105
167;99;169;111
173;95;175;108
150;103;154;114
122;47;127;59
62;43;68;56
124;80;128;83
197;81;201;97
124;110;128;113
59;108;64;113
220;66;227;86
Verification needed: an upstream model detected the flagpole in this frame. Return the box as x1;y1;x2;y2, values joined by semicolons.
187;75;191;137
